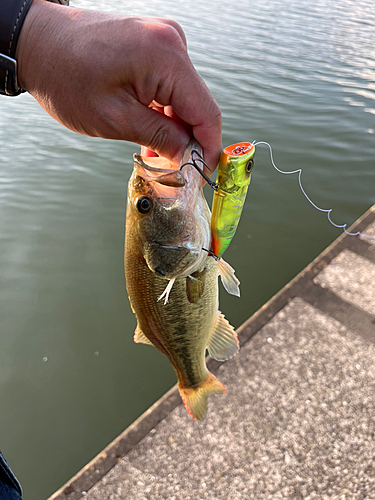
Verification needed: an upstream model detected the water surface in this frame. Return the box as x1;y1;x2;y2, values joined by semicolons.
0;0;374;498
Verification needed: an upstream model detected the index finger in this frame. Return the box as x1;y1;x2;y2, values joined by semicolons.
170;59;222;170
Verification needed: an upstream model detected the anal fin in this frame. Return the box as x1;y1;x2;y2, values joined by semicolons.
134;325;153;345
207;311;239;361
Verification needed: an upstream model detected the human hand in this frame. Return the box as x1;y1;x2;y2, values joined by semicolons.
16;0;222;169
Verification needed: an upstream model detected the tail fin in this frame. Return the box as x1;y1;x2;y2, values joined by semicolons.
178;372;226;421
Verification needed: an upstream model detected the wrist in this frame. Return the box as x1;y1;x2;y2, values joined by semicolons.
15;0;74;92
15;0;46;91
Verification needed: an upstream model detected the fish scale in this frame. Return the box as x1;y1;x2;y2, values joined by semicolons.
126;243;217;388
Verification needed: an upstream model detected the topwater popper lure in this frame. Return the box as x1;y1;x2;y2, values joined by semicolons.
206;137;374;262
211;142;255;258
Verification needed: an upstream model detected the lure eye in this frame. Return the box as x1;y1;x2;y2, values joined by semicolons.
246;158;254;173
137;196;152;214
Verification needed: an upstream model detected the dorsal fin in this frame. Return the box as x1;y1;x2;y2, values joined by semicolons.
134;325;153;345
207;311;239;361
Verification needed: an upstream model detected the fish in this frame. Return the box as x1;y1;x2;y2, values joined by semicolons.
124;139;240;420
211;142;255;258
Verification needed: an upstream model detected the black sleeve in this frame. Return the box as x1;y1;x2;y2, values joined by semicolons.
0;451;22;499
0;0;34;96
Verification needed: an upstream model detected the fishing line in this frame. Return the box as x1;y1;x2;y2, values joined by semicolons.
253;141;375;239
202;247;220;261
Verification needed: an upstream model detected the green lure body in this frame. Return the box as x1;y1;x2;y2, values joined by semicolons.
211;142;255;258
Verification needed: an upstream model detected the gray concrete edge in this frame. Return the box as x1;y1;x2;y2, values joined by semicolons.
48;204;375;500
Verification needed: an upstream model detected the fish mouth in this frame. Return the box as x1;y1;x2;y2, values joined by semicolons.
134;154;173;175
133;154;186;188
133;138;205;190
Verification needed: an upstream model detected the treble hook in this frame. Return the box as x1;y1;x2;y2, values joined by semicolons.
191;149;212;171
180;150;219;191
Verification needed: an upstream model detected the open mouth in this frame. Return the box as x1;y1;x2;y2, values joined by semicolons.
134;154;186;188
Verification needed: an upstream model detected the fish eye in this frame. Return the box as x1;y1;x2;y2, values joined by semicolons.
136;196;152;214
246;158;254;173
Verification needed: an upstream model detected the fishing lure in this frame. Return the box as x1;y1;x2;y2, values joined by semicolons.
210;142;255;258
190;138;373;262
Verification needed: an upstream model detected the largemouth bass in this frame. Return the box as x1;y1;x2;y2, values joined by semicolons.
125;139;240;420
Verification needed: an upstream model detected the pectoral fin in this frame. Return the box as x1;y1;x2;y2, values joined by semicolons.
186;269;206;303
207;311;239;361
134;325;153;345
217;258;240;297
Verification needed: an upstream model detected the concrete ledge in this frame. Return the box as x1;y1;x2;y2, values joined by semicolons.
49;205;375;500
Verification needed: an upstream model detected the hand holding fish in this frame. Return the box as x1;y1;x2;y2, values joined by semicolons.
15;0;222;168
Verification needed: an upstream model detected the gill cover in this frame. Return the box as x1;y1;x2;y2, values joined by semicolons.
211;142;255;258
